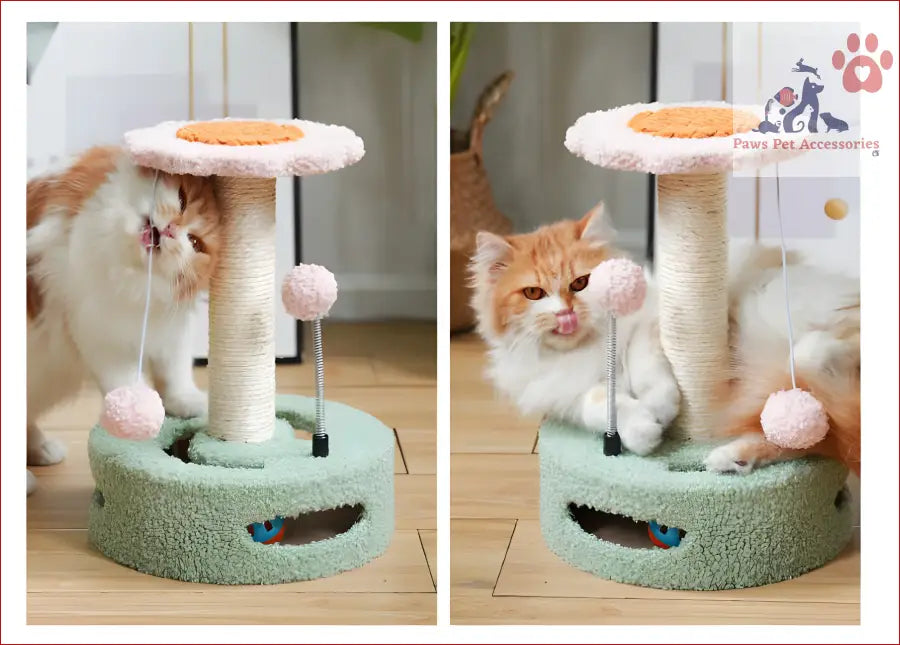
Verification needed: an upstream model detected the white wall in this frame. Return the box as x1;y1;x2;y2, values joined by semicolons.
297;24;437;320
452;23;654;256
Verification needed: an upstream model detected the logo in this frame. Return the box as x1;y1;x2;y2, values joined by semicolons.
735;35;891;158
832;33;894;94
754;63;842;135
749;34;891;144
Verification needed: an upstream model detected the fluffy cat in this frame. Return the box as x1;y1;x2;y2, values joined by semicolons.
27;146;221;493
470;204;681;456
704;246;860;474
470;206;860;475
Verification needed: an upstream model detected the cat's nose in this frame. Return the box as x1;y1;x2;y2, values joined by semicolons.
161;222;177;238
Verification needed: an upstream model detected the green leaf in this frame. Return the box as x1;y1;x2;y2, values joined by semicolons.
450;23;474;107
358;22;424;43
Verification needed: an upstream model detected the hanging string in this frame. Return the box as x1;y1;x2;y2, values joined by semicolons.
136;170;161;380
774;163;797;389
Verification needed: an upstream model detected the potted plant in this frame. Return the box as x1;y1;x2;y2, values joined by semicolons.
449;23;514;333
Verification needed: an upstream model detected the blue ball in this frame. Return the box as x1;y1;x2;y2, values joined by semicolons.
648;520;683;549
248;516;285;544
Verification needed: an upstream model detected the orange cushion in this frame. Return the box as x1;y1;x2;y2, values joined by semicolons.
176;121;304;146
627;107;758;138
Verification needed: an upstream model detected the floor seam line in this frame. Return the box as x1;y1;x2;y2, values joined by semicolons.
491;519;517;596
394;428;410;474
417;529;436;590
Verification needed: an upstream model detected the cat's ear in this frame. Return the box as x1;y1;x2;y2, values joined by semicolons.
473;231;513;279
577;201;616;246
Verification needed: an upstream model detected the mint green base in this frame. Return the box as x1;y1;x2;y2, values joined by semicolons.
540;419;852;590
88;394;394;585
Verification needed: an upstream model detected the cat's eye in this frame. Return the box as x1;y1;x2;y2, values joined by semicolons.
570;275;590;292
187;233;206;254
178;186;187;212
522;286;546;300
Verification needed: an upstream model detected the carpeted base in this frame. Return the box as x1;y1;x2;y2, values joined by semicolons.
539;419;852;590
88;394;394;584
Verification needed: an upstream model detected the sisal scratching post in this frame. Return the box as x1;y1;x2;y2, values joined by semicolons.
549;101;851;589
208;177;277;442
655;172;728;434
86;118;396;585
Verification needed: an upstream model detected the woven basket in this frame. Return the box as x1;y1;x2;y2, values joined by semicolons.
450;72;514;333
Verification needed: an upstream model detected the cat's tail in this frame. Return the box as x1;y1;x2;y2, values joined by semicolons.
711;355;860;475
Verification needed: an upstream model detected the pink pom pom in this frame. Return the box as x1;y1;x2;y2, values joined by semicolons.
761;388;829;449
585;258;647;316
282;264;338;321
100;384;164;440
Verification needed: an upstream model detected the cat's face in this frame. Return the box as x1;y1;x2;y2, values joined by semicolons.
138;171;222;301
471;204;615;351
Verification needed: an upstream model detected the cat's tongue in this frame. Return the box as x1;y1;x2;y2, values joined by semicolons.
554;309;578;335
140;223;160;251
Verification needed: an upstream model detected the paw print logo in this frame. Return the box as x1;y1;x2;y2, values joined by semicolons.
832;33;893;93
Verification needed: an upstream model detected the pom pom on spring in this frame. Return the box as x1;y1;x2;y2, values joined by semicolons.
282;264;338;321
585;258;647;316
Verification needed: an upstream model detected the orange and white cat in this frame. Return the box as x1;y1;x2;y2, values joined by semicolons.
470;204;681;456
470;204;860;474
27;146;221;493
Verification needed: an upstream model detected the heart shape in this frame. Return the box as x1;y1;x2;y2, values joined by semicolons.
854;64;871;83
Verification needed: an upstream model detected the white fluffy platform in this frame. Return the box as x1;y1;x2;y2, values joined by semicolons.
565;101;803;174
125;118;365;177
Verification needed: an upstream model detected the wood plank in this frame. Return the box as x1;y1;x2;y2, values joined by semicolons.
495;520;860;604
28;529;434;594
395;426;436;474
450;596;859;625
396;475;435;530
28;591;436;625
449;519;516;598
450;335;538;454
450;454;538;520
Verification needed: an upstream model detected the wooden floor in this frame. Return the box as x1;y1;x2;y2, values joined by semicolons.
27;322;436;625
450;332;860;625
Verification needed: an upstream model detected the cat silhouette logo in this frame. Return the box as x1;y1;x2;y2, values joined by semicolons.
754;74;832;134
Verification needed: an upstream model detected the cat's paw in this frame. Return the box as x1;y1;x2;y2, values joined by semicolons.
163;388;208;418
27;436;67;466
704;443;756;474
27;470;37;495
643;388;680;427
619;410;664;455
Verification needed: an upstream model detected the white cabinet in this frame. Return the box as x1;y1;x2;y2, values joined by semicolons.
27;22;300;358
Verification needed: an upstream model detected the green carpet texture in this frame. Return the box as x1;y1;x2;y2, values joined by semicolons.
539;419;853;590
88;394;394;584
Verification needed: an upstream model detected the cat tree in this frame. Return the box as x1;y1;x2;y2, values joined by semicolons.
537;102;853;590
88;119;395;584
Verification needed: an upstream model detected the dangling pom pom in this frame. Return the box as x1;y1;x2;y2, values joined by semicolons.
761;388;829;449
585;258;647;316
282;264;338;321
100;384;165;440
